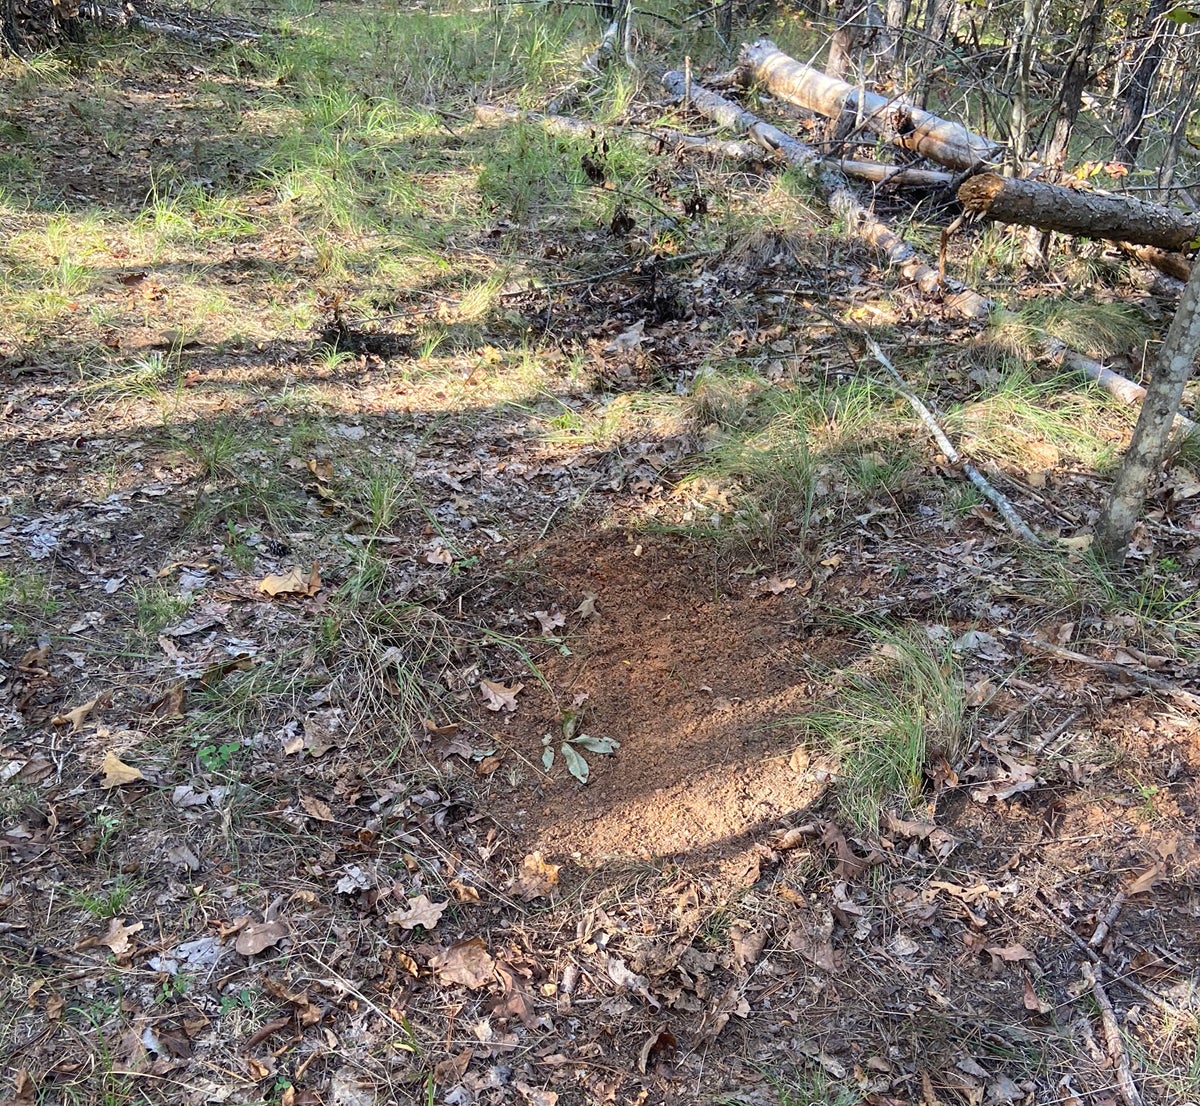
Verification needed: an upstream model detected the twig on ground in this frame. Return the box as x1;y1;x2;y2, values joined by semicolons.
1082;962;1146;1106
992;626;1200;708
855;332;1040;543
1089;891;1126;950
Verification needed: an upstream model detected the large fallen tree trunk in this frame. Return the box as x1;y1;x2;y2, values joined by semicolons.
661;70;990;319
475;105;956;190
737;38;1001;171
959;173;1200;253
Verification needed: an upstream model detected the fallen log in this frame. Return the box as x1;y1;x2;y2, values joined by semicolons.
959;174;1200;254
737;38;1000;172
661;70;990;319
1042;338;1195;432
1120;243;1191;283
475;105;955;190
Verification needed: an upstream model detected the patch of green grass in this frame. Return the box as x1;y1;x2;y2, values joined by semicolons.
679;376;917;547
951;369;1126;471
0;569;61;625
796;627;966;832
988;298;1149;362
69;876;136;920
133;585;192;637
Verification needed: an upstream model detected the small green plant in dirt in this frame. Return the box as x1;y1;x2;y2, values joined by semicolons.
133;584;191;636
155;971;194;1006
195;739;241;773
796;627;965;832
541;709;620;784
70;876;135;919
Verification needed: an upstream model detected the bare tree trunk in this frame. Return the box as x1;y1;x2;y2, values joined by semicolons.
827;0;859;79
885;0;911;67
1157;44;1198;201
1009;0;1044;167
1045;0;1105;170
1094;251;1200;561
1115;0;1172;167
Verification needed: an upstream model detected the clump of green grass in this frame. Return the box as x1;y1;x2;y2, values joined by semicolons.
797;628;966;832
679;375;920;545
987;298;1149;362
133;584;192;637
950;369;1128;472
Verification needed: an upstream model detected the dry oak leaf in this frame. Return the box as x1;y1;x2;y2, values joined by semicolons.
433;1049;473;1087
479;679;523;712
235;919;289;956
100;751;145;789
53;696;102;732
1126;861;1166;896
100;917;144;958
386;894;448;931
513;851;560;901
515;1083;558;1106
258;562;321;598
492;964;538;1028
429;937;495;989
299;794;333;822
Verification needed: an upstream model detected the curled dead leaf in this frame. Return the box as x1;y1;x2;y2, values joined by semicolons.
100;751;145;789
512;851;560;901
53;695;104;733
235;919;289;956
258;562;321;598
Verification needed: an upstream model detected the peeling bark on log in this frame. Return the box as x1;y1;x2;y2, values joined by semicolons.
738;38;1000;171
959;173;1200;253
662;70;990;319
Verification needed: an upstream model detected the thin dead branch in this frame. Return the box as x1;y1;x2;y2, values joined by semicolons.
857;333;1039;542
1081;962;1146;1106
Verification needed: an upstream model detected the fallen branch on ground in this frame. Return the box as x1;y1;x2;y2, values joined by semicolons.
857;333;1039;543
475;105;956;189
993;626;1200;709
959;173;1200;254
1082;962;1146;1106
89;4;260;43
661;69;990;319
1042;339;1196;433
1121;243;1191;284
737;38;1001;172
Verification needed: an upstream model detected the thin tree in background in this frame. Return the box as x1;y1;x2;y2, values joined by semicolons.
1115;0;1174;166
1045;0;1106;170
1094;249;1200;561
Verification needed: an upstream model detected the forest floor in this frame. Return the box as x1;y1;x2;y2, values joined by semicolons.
1;4;1199;1105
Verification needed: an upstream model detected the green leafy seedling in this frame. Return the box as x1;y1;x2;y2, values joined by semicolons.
542;711;620;783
